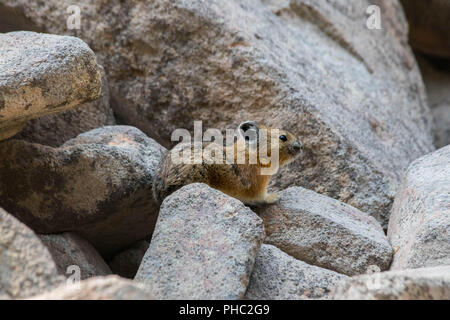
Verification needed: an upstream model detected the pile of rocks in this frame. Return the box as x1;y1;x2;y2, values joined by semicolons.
0;0;448;300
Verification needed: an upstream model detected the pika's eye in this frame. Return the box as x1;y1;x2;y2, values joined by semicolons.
279;135;287;142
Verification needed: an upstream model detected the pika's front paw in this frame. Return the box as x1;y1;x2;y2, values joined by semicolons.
265;192;280;204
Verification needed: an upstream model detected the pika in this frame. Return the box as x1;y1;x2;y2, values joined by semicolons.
152;121;302;206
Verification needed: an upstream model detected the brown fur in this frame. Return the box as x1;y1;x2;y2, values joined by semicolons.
152;122;301;205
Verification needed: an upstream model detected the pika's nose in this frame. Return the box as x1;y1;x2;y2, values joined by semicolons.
292;142;301;152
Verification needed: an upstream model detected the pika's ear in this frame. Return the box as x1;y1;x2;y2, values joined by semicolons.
238;121;259;144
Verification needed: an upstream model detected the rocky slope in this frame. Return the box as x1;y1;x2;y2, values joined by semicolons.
0;0;448;300
0;0;436;229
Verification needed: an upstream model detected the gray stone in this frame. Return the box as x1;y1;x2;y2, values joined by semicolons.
134;183;265;300
401;0;450;58
432;105;450;149
109;240;149;279
0;0;435;228
13;66;116;147
257;186;393;276
333;266;450;300
29;275;155;300
39;232;112;280
388;145;450;270
245;244;347;300
0;31;101;140
0;126;166;256
416;55;450;149
0;207;64;299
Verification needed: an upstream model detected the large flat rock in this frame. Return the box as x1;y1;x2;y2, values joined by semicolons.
0;126;166;256
257;186;393;276
134;183;265;300
13;66;116;147
0;31;101;140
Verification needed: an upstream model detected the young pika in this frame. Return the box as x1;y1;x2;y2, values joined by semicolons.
152;121;302;206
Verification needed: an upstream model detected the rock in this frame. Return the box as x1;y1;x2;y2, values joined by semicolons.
257;187;393;276
245;244;347;300
0;31;101;140
0;207;64;299
333;266;450;300
0;126;167;256
0;0;434;228
108;240;149;279
401;0;450;58
29;275;155;300
13;66;116;147
432;105;450;149
388;145;450;270
134;183;265;300
39;232;112;280
416;55;450;149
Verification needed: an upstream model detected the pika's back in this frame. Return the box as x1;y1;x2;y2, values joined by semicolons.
152;142;225;205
